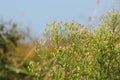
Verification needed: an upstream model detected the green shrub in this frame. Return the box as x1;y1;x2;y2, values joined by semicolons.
29;12;120;80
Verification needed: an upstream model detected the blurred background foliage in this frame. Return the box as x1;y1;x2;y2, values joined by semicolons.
0;20;36;80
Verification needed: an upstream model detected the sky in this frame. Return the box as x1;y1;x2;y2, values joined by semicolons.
0;0;116;37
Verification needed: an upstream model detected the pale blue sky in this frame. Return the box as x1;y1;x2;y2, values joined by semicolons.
0;0;115;37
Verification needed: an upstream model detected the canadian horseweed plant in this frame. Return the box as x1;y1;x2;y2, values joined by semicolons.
28;12;120;80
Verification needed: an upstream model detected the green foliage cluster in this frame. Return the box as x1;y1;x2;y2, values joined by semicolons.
29;12;120;80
